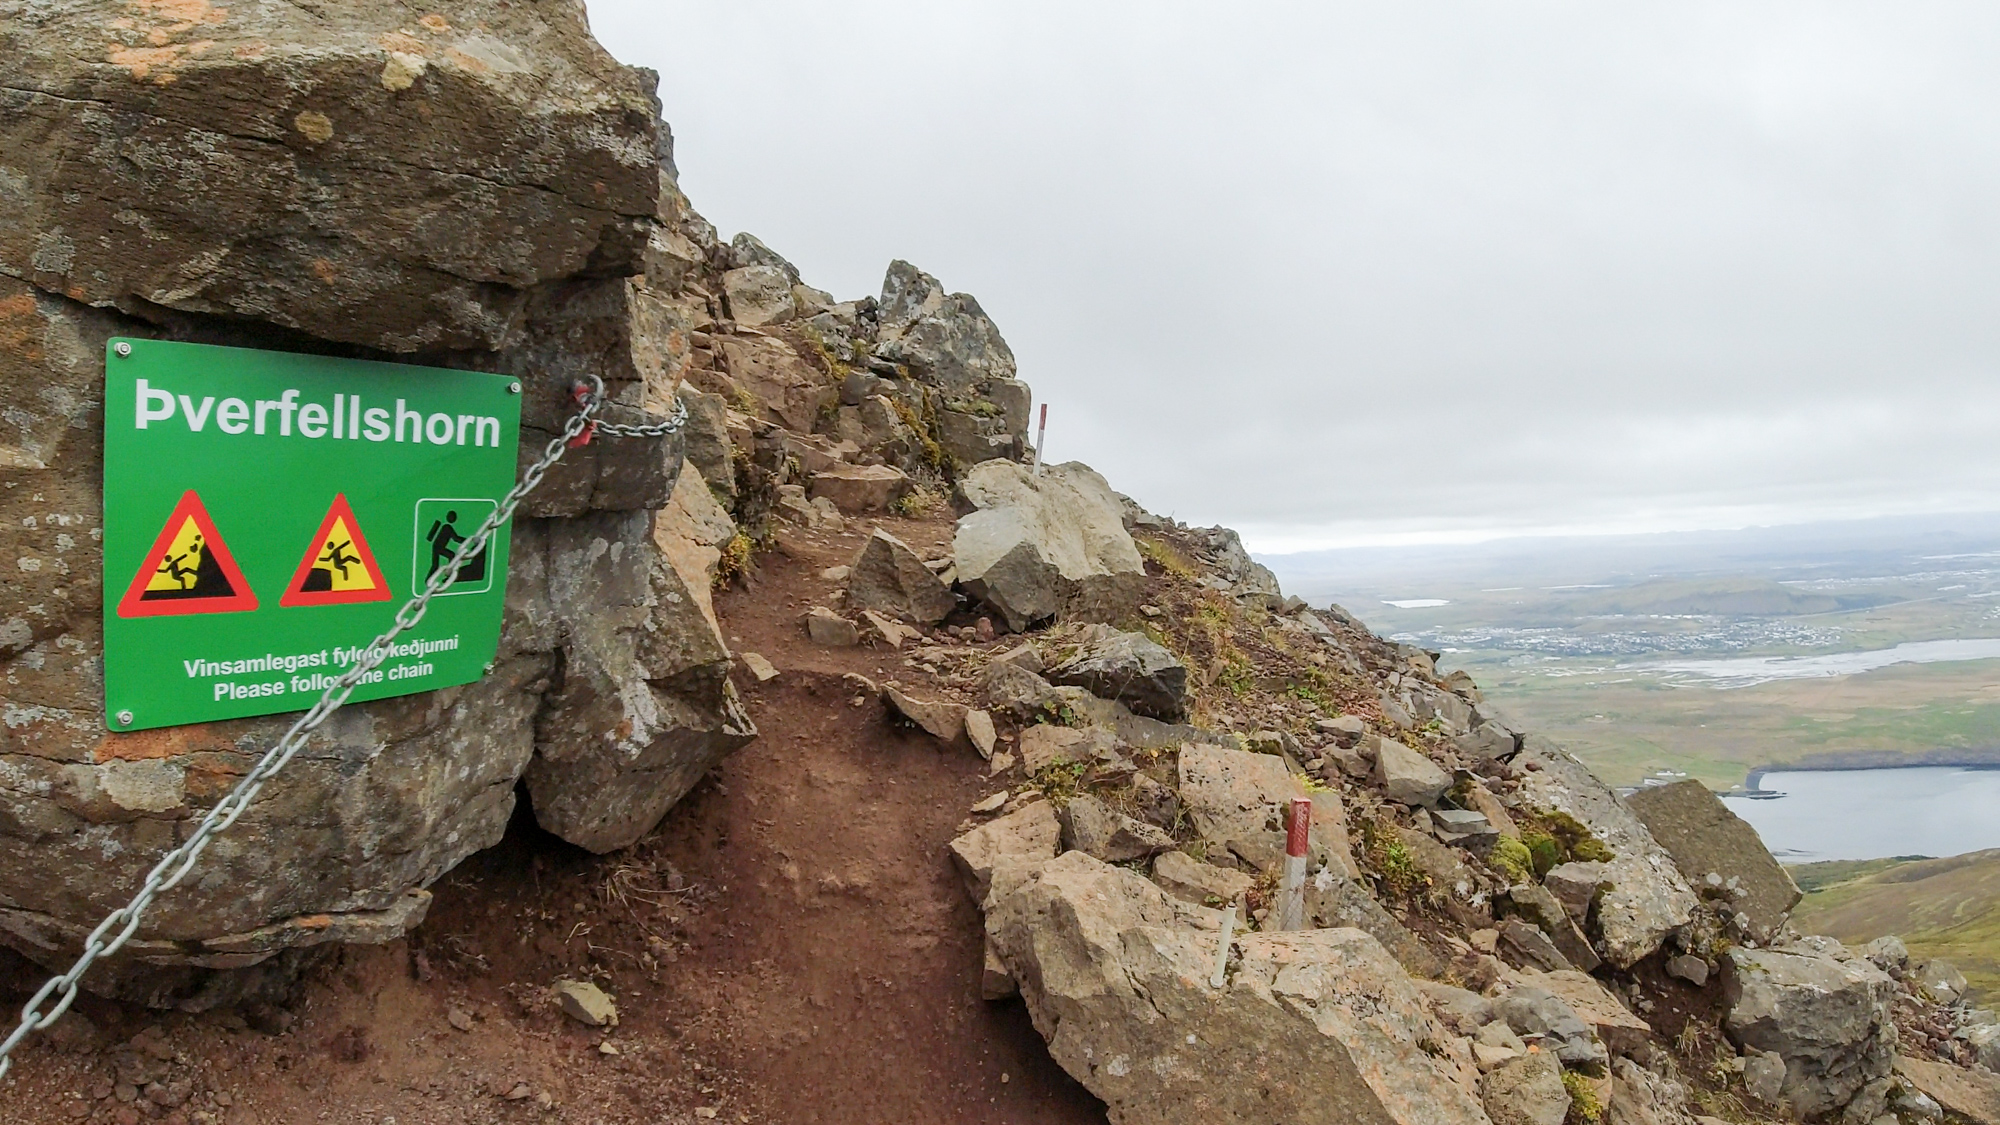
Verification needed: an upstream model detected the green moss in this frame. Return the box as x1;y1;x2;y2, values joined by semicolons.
1522;830;1564;879
1544;810;1616;863
1490;836;1535;884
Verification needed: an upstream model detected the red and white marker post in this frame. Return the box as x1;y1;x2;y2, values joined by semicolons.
1277;796;1312;931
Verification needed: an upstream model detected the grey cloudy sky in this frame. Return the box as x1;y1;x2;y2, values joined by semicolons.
590;2;2000;552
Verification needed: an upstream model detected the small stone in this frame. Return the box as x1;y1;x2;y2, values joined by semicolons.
446;1007;474;1033
820;565;851;581
1665;954;1709;987
975;617;996;642
859;608;921;649
597;1040;620;1056
552;980;617;1027
1470;928;1499;954
989;751;1016;775
740;652;779;682
695;1107;719;1119
971;791;1008;814
503;1084;533;1101
805;606;861;646
965;709;997;759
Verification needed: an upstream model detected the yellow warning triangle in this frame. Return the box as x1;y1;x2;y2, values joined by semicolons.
281;494;391;607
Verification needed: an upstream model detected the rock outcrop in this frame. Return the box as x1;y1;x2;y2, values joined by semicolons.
952;461;1146;631
0;1;750;1000
984;851;1491;1125
1510;736;1697;968
1722;940;1898;1116
1043;627;1189;722
1626;779;1800;943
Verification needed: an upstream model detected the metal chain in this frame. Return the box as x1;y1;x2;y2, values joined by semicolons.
0;375;685;1080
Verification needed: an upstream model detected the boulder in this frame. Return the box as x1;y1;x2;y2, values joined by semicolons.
1496;983;1607;1067
1374;739;1452;807
1511;736;1697;967
1504;884;1601;973
1497;919;1573;974
721;265;796;326
1481;1050;1570;1125
965;710;998;759
981;662;1066;720
1018;725;1113;772
1625;779;1800;942
846;529;956;624
875;261;1021;402
523;482;759;853
0;1;660;354
1178;744;1356;879
1058;795;1175;863
805;607;861;647
1723;942;1898;1117
884;687;969;746
710;334;836;434
1535;970;1652;1057
1542;862;1614;926
1918;959;1969;1006
985;851;1492;1125
947;799;1060;907
1665;955;1710;988
1895;1057;2000;1125
1862;935;1910;975
553;980;618;1028
952;460;1146;631
1044;628;1190;722
810;465;913;513
1152;851;1254;906
1304;875;1448;978
0;3;733;998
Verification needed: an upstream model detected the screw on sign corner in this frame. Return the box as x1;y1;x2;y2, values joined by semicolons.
0;374;692;1082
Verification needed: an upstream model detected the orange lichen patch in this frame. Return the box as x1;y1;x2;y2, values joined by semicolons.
184;754;252;801
443;46;491;75
107;38;215;84
379;31;427;55
92;724;234;763
418;13;451;32
0;293;47;364
311;257;339;283
294;914;334;931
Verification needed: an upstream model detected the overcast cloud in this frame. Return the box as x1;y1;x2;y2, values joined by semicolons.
590;2;2000;552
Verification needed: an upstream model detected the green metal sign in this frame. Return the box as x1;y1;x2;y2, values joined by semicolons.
102;339;522;732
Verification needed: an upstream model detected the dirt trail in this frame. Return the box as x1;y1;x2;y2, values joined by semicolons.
0;513;1105;1124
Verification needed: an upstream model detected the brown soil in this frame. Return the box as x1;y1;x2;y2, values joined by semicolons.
0;513;1107;1125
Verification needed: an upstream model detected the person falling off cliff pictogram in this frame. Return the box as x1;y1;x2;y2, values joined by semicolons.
317;537;360;582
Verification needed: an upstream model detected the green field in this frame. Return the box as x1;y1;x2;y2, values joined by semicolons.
1793;851;2000;1003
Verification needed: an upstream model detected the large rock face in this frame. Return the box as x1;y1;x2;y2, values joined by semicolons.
0;1;662;354
523;467;757;853
1723;941;1898;1117
953;460;1146;631
1511;735;1696;967
0;5;755;1002
1625;779;1800;943
985;850;1491;1125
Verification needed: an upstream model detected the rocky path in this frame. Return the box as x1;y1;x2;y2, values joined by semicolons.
0;513;1104;1125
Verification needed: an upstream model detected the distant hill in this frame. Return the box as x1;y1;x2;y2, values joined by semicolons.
1564;577;1889;617
1793;850;2000;1003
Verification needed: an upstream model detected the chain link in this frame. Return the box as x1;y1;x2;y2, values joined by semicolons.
0;375;684;1081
